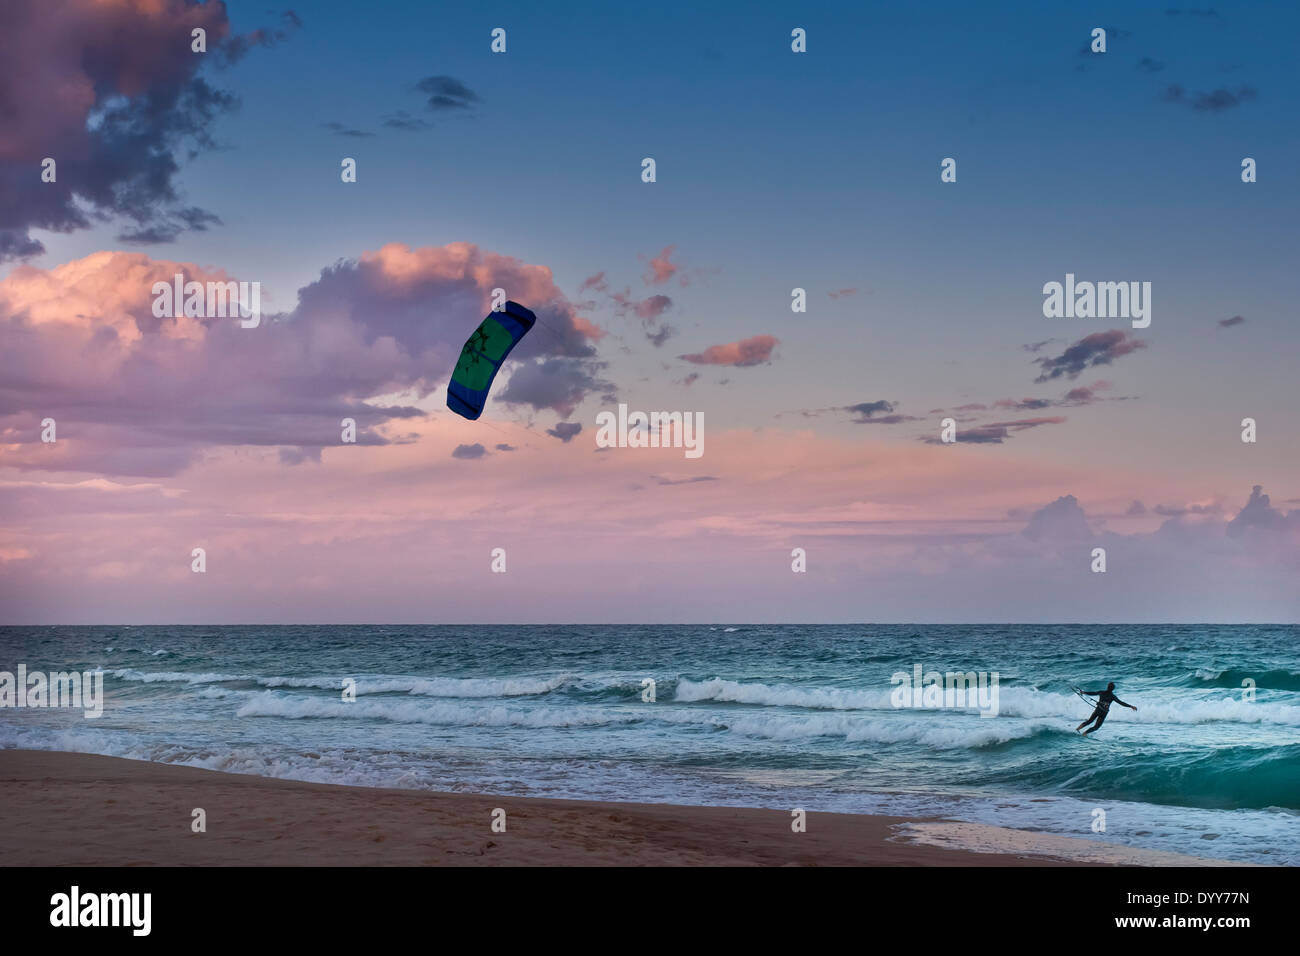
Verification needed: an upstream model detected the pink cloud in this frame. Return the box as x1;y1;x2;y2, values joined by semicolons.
679;335;779;367
644;245;678;285
0;243;605;475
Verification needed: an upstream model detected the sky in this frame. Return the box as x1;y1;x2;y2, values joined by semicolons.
1;0;1297;623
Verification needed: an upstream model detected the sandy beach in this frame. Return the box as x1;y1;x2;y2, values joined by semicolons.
0;749;1240;867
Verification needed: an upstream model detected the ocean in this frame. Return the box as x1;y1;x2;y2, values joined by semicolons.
1;624;1296;865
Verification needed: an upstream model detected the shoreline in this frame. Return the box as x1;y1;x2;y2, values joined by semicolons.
0;749;1244;866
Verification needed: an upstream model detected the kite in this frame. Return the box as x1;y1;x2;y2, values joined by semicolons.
446;301;537;420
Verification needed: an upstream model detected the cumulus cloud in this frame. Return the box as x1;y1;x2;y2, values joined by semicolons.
1022;495;1094;542
1033;330;1146;382
1218;314;1246;328
1227;485;1298;537
451;443;487;459
679;335;778;367
0;242;605;475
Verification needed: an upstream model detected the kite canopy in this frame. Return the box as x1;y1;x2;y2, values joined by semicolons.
446;301;537;420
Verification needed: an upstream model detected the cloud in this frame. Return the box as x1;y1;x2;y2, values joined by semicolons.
842;400;918;425
1033;330;1146;382
0;0;296;259
322;122;374;138
498;358;613;418
451;443;487;459
415;75;480;112
1021;339;1058;353
1022;495;1094;542
381;110;433;132
679;335;779;367
0;242;605;474
579;272;607;293
1136;57;1165;72
920;417;1066;445
652;475;718;486
644;246;678;285
1227;485;1298;537
994;397;1054;411
495;443;516;452
546;422;583;443
1127;500;1147;516
828;288;859;299
1062;381;1112;404
646;325;676;348
1163;84;1257;111
1217;315;1246;328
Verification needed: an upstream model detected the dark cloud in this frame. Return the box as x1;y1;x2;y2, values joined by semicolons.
322;122;374;138
217;11;304;66
1033;330;1146;382
920;417;1066;445
1217;315;1246;328
1127;500;1147;516
0;0;297;259
415;75;480;112
451;443;487;459
652;475;718;486
828;288;858;299
995;397;1054;411
545;422;583;443
843;400;918;425
499;358;614;418
494;443;516;452
1163;84;1257;111
646;325;677;348
381;110;434;131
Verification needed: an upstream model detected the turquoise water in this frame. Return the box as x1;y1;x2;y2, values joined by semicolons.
1;624;1296;864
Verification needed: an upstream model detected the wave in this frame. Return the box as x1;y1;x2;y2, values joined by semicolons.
1060;744;1300;811
674;678;1300;726
1189;667;1300;692
234;692;631;729
108;668;572;698
675;677;894;710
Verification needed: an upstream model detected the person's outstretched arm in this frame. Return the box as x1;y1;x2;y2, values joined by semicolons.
1114;696;1136;710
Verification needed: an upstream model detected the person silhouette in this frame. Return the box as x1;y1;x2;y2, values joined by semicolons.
1076;682;1137;735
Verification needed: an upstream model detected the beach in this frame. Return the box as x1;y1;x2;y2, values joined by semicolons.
0;750;1240;867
